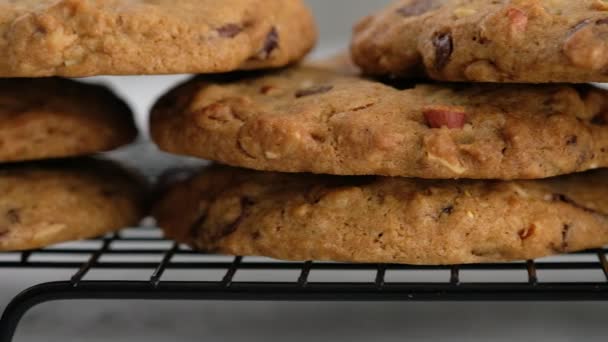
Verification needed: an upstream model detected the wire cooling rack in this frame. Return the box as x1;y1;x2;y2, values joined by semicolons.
1;225;608;342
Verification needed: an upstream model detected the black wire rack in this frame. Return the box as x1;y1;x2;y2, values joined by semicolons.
1;226;608;342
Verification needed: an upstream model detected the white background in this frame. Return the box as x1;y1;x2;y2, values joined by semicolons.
2;1;607;341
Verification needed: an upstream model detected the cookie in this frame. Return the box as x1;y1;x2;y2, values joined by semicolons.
150;66;608;180
0;158;147;251
351;0;608;83
0;0;316;77
153;166;608;265
0;78;137;163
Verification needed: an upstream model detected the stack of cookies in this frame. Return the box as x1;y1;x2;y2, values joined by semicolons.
0;0;313;252
153;0;608;265
0;78;145;251
0;0;153;252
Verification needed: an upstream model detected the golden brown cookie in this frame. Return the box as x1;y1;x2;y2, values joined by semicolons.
0;0;317;77
150;66;608;180
351;0;608;83
0;78;137;163
154;165;608;265
0;158;147;251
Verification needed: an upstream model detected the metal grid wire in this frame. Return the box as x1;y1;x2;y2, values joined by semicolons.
1;226;608;341
0;226;607;292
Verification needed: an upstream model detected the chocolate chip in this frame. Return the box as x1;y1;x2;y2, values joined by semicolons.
597;18;608;25
5;209;20;225
259;85;276;94
592;114;607;125
256;27;279;60
566;135;578;145
441;205;454;215
561;224;571;251
217;24;243;38
295;85;333;98
433;32;453;70
397;0;441;17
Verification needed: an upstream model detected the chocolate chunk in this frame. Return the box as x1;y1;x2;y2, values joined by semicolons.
397;0;441;17
433;32;453;70
295;85;333;98
217;24;243;38
257;27;279;60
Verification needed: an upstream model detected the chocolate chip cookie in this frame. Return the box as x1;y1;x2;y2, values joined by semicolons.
0;0;316;77
0;158;147;251
352;0;608;83
154;165;608;265
0;78;137;163
150;66;608;180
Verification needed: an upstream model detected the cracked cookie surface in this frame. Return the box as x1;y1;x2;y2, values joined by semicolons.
154;165;608;265
0;77;136;163
352;0;608;83
0;158;147;251
150;66;608;180
0;0;316;77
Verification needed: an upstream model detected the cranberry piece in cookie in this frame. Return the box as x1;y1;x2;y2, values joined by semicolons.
506;8;528;35
424;106;467;129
